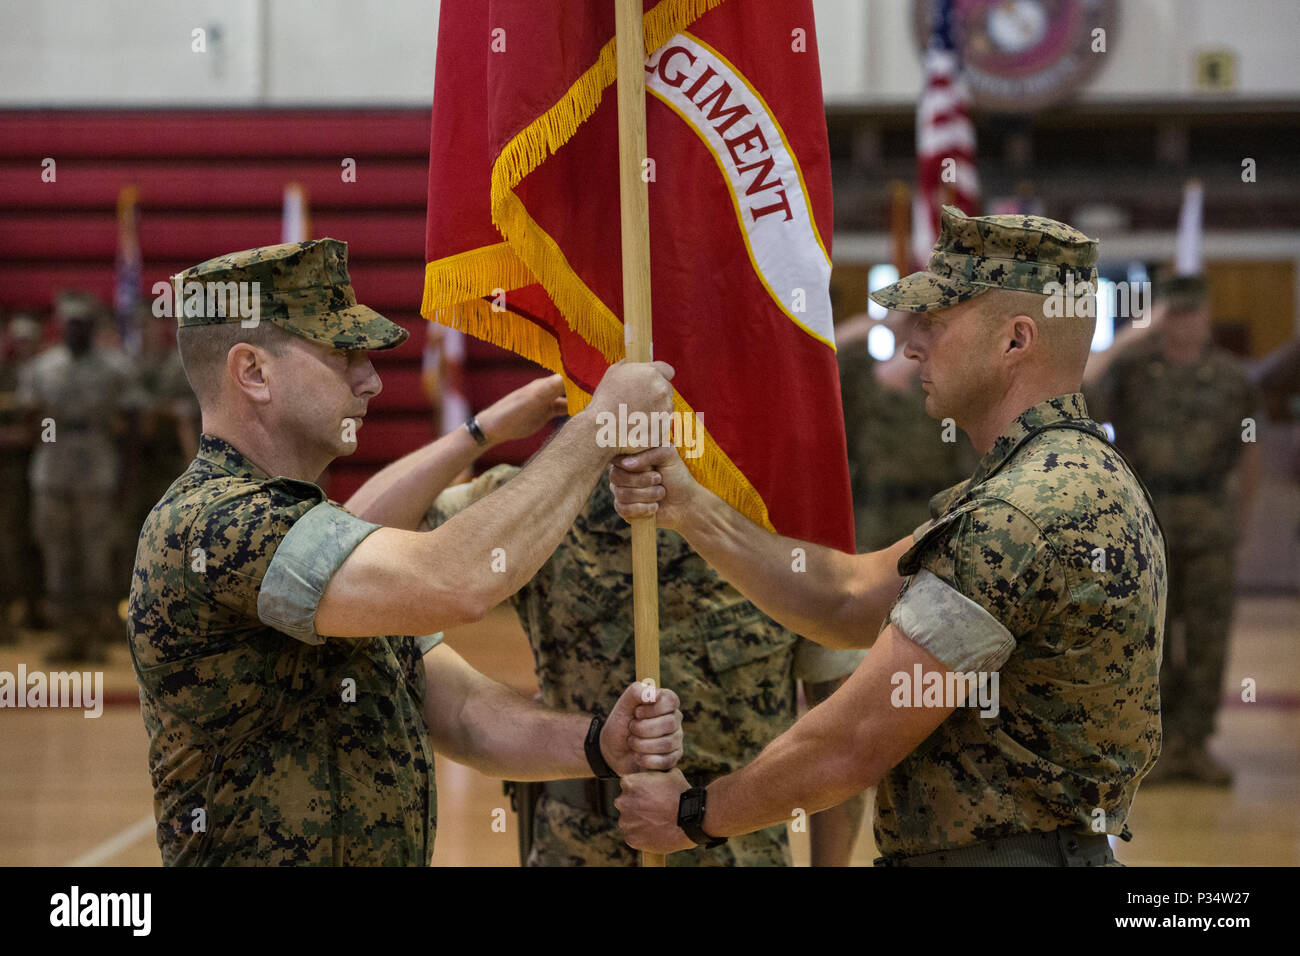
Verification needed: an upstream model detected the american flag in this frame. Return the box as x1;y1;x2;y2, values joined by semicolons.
114;184;142;354
912;0;980;270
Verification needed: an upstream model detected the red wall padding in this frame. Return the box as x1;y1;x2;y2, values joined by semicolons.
0;109;548;500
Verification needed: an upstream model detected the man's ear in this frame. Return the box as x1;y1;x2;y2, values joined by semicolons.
1004;314;1037;359
227;342;273;404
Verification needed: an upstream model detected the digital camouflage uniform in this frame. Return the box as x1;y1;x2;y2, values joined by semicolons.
127;240;442;865
877;395;1166;856
0;338;43;635
837;341;969;552
1088;335;1256;754
127;345;198;547
16;334;145;657
430;466;865;866
867;207;1167;862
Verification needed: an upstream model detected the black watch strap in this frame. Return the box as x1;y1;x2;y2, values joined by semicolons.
678;786;725;848
584;715;618;780
465;415;488;446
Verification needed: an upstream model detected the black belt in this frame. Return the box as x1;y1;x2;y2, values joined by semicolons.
874;828;1116;867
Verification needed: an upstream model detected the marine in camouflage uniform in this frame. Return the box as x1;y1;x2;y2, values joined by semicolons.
613;207;1167;866
131;433;441;864
876;391;1165;858
0;314;45;640
1087;276;1257;786
868;208;1166;860
16;294;146;662
838;328;970;552
131;239;684;865
129;240;439;864
430;466;865;866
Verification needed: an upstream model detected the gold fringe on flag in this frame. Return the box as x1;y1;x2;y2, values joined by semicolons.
423;0;774;533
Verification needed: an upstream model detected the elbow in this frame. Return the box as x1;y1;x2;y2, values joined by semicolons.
839;724;887;795
809;750;876;813
449;587;493;627
814;595;876;650
412;585;490;632
800;627;853;651
838;754;879;799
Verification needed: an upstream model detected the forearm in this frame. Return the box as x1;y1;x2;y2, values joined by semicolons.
804;676;865;866
318;413;613;636
433;411;609;614
701;706;876;839
617;625;948;856
447;683;591;781
423;645;590;780
680;491;907;648
345;424;484;530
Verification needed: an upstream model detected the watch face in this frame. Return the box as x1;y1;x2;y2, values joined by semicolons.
678;788;705;822
913;0;1119;113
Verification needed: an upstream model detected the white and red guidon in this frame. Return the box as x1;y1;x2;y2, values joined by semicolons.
646;32;835;349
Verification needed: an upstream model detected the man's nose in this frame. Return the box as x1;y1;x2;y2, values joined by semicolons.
902;334;923;361
354;357;382;399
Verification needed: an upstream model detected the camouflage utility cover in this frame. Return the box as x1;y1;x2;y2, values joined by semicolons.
871;206;1099;312
172;239;408;350
875;394;1166;858
128;434;435;865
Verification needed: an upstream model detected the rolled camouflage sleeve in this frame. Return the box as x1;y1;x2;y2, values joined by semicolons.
890;570;1014;673
258;501;383;644
185;483;398;646
894;498;1058;669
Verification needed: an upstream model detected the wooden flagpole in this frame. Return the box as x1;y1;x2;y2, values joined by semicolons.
614;0;664;869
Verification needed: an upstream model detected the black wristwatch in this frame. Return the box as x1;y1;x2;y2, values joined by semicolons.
584;715;618;780
465;415;488;446
678;786;726;848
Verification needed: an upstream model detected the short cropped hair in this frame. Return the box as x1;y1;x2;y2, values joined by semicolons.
177;321;294;404
977;288;1095;380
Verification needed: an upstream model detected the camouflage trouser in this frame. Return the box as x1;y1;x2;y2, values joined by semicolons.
525;794;790;867
31;487;117;648
1160;542;1235;745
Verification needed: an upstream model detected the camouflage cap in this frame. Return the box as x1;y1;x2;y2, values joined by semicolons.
870;206;1099;313
172;239;408;350
55;290;103;323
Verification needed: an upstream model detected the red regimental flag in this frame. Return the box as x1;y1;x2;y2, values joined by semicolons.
423;0;853;552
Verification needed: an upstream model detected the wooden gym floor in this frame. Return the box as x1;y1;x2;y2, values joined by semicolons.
1;596;1296;867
